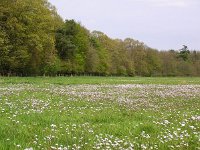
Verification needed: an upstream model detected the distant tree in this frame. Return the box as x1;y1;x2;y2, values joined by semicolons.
90;31;110;75
56;20;91;74
146;48;161;76
178;45;190;61
124;38;149;76
160;51;178;76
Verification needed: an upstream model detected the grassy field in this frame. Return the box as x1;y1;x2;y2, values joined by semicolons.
1;76;200;85
0;77;199;150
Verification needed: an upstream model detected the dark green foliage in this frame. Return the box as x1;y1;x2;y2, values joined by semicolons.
178;45;190;61
0;0;62;76
55;20;91;74
56;20;77;60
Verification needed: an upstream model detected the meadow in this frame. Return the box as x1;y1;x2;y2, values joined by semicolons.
0;77;199;150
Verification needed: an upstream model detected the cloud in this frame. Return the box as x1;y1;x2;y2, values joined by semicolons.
49;0;200;50
137;0;189;8
156;0;187;7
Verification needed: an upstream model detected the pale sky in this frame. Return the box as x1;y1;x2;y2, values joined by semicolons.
48;0;200;50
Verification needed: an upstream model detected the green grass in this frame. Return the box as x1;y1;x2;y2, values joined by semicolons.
0;76;200;85
0;77;199;149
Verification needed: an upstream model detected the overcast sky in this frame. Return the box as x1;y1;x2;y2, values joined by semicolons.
48;0;200;50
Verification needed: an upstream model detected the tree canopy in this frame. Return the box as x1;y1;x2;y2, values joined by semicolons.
0;0;200;76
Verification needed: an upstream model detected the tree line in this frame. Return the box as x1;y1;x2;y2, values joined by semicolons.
0;0;200;76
